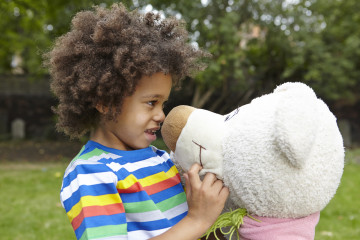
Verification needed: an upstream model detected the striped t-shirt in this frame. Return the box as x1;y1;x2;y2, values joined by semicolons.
60;140;188;240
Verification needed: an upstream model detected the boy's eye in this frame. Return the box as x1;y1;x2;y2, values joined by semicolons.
147;100;157;106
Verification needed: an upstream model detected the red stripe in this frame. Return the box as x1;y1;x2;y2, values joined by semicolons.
71;203;125;231
117;181;143;194
144;173;181;195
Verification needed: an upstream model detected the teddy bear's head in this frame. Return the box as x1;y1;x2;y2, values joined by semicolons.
161;82;344;219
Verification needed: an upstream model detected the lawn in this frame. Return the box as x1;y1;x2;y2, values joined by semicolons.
0;145;359;240
0;161;74;240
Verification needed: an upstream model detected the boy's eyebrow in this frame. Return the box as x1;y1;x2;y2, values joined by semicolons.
141;94;166;99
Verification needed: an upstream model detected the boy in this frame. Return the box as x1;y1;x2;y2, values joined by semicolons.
45;3;229;240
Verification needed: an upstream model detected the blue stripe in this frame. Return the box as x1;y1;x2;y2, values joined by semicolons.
120;191;152;203
87;141;157;161
127;218;172;232
63;183;118;212
75;213;127;239
154;148;167;157
129;160;173;179
62;163;111;189
78;145;95;156
151;184;184;204
169;211;187;225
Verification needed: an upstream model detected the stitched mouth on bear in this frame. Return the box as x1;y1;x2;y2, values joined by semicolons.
192;140;206;167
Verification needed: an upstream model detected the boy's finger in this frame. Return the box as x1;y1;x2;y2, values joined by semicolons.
188;163;202;173
202;172;218;188
187;163;202;188
219;186;230;201
211;179;224;192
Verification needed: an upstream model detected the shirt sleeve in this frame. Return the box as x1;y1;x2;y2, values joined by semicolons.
60;160;127;240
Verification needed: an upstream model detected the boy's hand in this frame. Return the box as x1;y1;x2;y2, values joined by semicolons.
150;164;228;240
183;163;229;230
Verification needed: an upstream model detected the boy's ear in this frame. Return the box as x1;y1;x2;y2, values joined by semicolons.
95;104;109;114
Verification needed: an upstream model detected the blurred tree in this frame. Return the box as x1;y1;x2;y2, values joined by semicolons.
148;0;268;112
1;0;358;112
282;0;360;102
149;0;360;113
0;0;133;75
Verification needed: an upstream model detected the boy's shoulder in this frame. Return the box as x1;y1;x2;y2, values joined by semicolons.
66;141;170;173
66;141;121;170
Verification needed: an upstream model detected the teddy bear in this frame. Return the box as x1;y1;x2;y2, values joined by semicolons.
161;82;344;240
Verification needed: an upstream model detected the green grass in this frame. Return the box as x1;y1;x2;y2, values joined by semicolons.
0;162;75;240
0;148;359;239
315;149;360;239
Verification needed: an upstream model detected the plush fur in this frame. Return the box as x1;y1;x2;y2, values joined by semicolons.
161;82;344;220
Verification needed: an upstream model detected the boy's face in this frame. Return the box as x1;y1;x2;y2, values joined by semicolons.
93;72;172;150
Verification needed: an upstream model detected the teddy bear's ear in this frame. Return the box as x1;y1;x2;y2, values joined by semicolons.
274;82;319;169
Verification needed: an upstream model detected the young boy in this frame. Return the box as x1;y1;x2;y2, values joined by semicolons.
45;3;229;240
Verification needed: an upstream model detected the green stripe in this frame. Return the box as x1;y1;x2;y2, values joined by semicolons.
70;148;111;166
79;224;127;240
156;192;187;212
70;145;85;165
79;148;109;160
123;200;159;213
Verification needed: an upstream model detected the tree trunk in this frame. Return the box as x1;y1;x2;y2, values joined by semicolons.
191;85;216;109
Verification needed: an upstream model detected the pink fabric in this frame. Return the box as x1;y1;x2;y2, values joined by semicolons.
238;212;320;240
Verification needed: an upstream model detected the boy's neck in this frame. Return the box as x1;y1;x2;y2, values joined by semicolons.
90;127;132;151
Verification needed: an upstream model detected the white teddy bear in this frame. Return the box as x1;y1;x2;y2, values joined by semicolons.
161;82;344;239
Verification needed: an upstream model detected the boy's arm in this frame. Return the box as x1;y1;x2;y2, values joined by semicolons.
151;164;229;240
61;162;126;240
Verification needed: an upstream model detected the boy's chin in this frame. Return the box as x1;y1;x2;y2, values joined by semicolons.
145;132;157;143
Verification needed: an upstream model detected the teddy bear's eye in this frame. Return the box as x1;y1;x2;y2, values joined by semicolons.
225;107;240;122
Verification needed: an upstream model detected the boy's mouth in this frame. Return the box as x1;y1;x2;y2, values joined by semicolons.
145;129;157;135
145;128;159;142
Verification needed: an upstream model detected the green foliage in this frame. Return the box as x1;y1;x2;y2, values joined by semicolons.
0;0;133;75
149;0;360;111
280;0;360;102
1;0;359;110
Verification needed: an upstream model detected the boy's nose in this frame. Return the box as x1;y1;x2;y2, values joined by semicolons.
154;108;166;123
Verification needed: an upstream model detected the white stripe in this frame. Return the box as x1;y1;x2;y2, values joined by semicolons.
63;159;101;178
152;146;171;163
125;203;188;222
162;202;188;220
94;235;127;240
87;152;122;162
61;171;117;202
128;228;169;240
63;153;121;178
121;156;168;173
126;209;165;223
160;151;171;162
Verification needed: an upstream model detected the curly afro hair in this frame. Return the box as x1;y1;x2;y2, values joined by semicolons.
44;3;209;138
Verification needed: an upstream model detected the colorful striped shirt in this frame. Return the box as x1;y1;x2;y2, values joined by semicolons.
60;140;188;240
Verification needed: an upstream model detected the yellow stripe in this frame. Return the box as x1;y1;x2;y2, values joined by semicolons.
116;165;179;190
116;174;139;190
139;165;178;187
67;193;122;222
140;166;177;187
